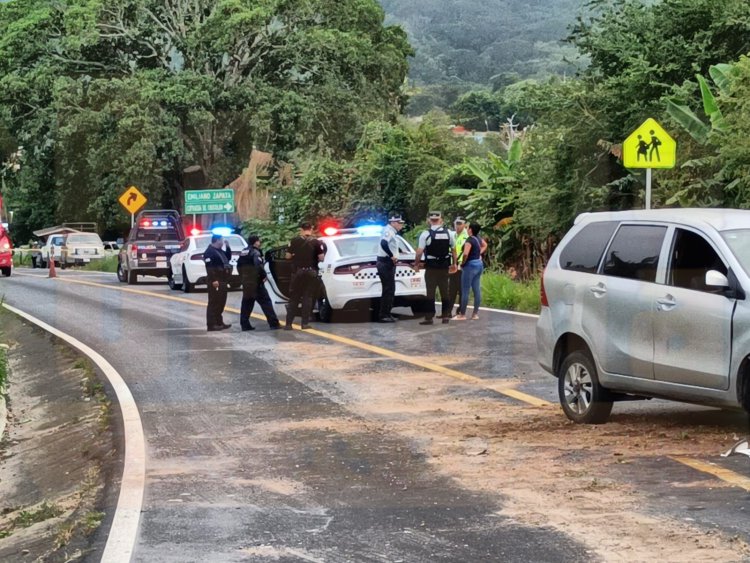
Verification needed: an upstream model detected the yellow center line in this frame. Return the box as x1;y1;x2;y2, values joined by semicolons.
43;275;551;407
670;456;750;492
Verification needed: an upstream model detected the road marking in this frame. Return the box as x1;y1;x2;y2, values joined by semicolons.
2;303;146;563
670;456;750;492
45;276;552;408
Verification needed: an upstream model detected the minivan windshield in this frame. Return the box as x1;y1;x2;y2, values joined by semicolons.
721;229;750;276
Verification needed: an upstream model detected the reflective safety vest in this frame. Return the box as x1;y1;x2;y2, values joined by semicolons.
454;230;468;265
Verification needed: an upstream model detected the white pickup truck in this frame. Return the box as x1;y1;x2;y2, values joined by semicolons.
40;234;65;268
40;232;105;268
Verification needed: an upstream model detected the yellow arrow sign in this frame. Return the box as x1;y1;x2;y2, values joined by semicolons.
623;118;677;169
118;186;148;215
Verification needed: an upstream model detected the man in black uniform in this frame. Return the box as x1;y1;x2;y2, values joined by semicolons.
204;234;233;331
238;235;280;331
414;211;457;325
284;222;326;330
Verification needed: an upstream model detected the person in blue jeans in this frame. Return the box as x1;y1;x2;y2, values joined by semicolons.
455;223;485;320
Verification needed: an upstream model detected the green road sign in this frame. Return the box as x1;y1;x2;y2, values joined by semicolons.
184;189;235;214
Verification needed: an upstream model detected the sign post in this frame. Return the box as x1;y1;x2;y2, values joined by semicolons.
622;118;677;209
118;186;148;226
184;189;235;215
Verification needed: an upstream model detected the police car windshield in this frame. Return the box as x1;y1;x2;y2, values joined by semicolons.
333;236;411;257
135;228;180;241
195;235;246;250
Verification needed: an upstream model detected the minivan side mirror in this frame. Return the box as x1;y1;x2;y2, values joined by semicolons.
705;270;729;288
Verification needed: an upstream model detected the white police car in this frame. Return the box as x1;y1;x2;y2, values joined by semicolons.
263;225;427;322
168;228;247;292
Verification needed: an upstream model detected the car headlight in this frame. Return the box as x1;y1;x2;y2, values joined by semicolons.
1;243;9;250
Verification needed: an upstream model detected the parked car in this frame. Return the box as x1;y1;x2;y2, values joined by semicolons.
537;209;750;423
118;210;185;284
264;226;427;322
168;233;247;292
60;232;105;268
103;241;120;254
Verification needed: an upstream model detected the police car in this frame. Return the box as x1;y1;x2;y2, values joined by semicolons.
263;225;427;321
168;228;247;292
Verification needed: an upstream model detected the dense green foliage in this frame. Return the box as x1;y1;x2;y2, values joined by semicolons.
0;0;411;241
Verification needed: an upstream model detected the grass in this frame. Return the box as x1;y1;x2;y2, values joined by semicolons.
479;272;541;314
80;255;119;273
76;358;111;431
14;501;63;528
0;345;6;390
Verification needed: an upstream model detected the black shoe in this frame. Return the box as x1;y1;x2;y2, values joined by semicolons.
300;324;311;330
269;324;281;330
379;317;396;323
442;318;450;324
283;325;293;331
241;325;255;332
419;319;434;325
207;326;224;332
221;323;232;330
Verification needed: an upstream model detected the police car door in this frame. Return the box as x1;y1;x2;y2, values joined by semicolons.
265;246;293;300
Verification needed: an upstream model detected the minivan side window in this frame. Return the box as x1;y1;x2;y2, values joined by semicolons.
559;221;618;273
667;228;727;292
602;225;666;283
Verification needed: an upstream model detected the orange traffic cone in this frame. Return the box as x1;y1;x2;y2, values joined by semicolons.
48;257;57;278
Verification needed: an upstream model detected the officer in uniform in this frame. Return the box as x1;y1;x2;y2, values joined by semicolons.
414;211;457;325
284;222;326;330
446;217;468;317
376;214;406;322
238;235;281;331
204;234;233;331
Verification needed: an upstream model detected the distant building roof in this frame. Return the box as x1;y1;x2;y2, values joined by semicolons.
32;226;82;238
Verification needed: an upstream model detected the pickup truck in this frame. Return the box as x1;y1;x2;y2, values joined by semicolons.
60;232;105;268
40;234;65;268
117;210;185;284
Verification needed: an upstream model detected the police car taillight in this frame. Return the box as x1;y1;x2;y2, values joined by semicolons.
190;253;204;261
540;267;549;307
334;262;376;274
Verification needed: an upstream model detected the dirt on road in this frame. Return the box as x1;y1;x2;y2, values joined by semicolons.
280;339;750;563
0;311;118;561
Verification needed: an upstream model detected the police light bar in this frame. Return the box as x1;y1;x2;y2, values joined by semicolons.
141;219;170;228
323;226;339;236
190;228;202;237
356;225;385;236
211;227;233;237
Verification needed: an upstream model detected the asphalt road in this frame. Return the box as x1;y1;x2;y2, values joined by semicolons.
1;270;591;562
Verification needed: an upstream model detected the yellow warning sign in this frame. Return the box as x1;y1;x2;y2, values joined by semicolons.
118;186;148;215
623;118;677;169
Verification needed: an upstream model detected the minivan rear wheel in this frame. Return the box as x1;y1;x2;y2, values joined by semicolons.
558;351;613;424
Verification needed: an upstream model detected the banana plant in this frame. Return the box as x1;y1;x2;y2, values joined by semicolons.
665;64;738;145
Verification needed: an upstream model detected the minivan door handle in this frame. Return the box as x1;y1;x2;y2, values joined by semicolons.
589;283;607;297
656;295;677;311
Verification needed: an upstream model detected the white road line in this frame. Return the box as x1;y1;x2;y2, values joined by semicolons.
2;303;145;563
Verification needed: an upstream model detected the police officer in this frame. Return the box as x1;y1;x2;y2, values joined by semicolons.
446;217;468;317
284;222;326;330
377;214;406;322
204;234;233;331
238;235;281;331
414;211;457;325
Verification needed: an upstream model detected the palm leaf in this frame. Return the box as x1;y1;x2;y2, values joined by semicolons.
697;75;726;132
709;64;737;97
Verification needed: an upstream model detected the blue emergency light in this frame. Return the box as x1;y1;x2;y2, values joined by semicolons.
356;225;385;236
211;227;234;237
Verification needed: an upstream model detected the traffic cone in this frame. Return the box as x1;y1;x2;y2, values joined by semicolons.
48;257;57;278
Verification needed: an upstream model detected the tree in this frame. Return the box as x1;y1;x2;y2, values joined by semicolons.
0;0;411;240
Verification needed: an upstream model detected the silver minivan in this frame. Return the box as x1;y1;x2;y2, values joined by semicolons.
537;209;750;423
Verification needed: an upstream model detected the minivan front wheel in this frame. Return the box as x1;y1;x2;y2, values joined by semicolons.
558;351;613;424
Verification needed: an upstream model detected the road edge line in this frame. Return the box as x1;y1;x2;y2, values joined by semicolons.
2;303;145;563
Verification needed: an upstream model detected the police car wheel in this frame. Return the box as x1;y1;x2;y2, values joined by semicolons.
181;267;193;293
117;262;127;283
127;270;138;285
168;272;182;291
317;296;333;323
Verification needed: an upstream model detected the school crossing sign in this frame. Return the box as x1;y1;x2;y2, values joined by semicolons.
623;118;677;169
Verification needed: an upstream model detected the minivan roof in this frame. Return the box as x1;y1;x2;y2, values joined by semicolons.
575;208;750;231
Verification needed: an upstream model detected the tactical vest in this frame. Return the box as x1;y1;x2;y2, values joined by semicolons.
425;227;451;267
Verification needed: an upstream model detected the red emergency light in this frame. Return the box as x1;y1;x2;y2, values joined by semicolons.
322;226;339;236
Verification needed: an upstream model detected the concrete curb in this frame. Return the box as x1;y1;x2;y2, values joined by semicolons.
0;343;8;440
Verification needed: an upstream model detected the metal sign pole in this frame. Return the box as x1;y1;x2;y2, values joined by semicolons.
131;213;134;228
645;168;652;210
